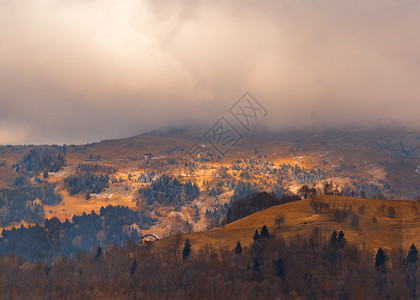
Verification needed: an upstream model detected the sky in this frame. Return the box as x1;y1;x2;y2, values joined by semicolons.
0;0;419;144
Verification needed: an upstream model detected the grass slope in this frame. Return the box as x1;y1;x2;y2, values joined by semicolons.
182;195;420;251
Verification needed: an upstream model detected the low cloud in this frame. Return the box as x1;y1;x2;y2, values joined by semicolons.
0;0;419;144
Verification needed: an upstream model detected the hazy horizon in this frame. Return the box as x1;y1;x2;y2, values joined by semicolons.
1;0;419;144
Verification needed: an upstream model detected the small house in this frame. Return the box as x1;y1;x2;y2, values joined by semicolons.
141;234;158;245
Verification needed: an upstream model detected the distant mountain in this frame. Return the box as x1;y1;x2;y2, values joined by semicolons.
0;127;419;239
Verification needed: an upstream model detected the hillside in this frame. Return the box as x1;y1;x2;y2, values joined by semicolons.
0;194;418;299
0;128;419;240
183;195;420;251
0;132;419;298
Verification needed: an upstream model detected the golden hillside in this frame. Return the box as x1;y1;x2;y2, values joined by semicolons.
182;195;420;251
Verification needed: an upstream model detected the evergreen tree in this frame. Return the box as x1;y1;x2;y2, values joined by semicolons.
274;258;285;279
329;230;346;248
337;230;346;248
182;238;191;261
252;257;260;272
130;261;137;276
260;225;270;240
375;248;386;270
253;230;260;242
235;240;242;255
329;231;338;245
94;246;102;260
407;244;418;264
226;208;232;224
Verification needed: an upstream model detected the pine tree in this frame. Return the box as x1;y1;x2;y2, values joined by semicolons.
337;230;346;248
252;257;260;272
275;258;285;279
94;246;102;260
375;248;386;270
226;208;232;224
329;231;338;245
253;230;260;242
182;238;191;261
260;225;270;240
235;240;242;255
407;244;418;264
130;261;137;276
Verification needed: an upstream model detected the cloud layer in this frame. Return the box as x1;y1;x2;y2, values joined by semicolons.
0;0;419;144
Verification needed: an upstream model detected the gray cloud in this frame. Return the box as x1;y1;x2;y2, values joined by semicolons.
0;0;419;144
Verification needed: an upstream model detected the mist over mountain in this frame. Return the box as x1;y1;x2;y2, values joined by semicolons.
1;0;419;144
1;1;420;298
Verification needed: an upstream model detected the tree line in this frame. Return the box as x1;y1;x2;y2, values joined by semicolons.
0;186;62;227
139;174;199;207
0;205;155;262
64;170;110;197
0;227;417;298
15;146;66;174
225;191;300;224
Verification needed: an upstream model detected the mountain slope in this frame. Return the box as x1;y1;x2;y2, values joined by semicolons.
0;128;419;238
182;195;420;251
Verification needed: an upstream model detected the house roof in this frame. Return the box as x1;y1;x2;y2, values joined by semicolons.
141;234;157;239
